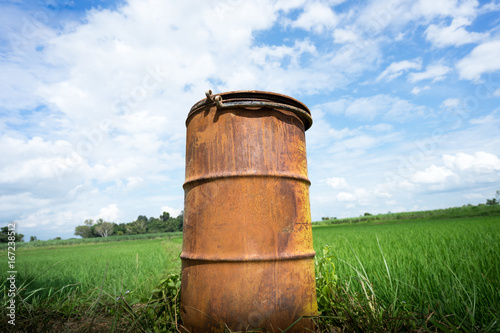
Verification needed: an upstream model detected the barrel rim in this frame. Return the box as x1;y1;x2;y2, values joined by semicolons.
187;90;312;130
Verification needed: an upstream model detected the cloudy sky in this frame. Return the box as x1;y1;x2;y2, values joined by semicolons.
1;0;500;240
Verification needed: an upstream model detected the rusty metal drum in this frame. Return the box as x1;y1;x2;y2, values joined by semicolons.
181;90;317;332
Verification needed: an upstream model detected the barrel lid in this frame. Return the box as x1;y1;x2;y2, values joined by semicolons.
188;90;312;130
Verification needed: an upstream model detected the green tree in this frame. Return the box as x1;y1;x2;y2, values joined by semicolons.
30;235;37;242
0;226;24;243
175;211;184;231
160;212;170;222
485;191;500;206
164;219;177;232
94;221;115;237
486;198;498;206
90;218;105;237
137;215;148;224
127;218;147;234
74;219;95;238
147;216;165;233
114;223;127;235
74;225;92;238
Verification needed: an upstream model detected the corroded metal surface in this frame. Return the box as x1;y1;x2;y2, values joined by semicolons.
181;90;317;332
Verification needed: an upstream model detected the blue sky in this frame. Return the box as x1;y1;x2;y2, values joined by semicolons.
1;0;499;240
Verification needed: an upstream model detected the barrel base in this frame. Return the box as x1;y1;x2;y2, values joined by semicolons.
180;258;317;332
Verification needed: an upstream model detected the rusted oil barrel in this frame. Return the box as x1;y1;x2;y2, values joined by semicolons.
181;90;317;332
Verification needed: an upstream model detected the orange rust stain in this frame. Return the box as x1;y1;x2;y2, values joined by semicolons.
181;92;317;332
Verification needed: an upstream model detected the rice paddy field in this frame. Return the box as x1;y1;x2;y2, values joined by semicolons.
3;237;183;300
1;209;499;332
313;216;500;331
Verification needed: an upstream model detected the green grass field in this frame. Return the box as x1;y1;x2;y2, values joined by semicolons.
1;237;182;300
1;210;499;331
313;216;500;331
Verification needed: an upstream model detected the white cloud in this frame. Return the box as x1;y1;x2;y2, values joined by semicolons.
344;97;383;120
355;0;409;32
411;165;456;184
304;109;400;155
325;177;349;189
412;0;458;17
425;17;488;48
469;113;500;125
394;33;405;41
250;40;317;69
0;135;90;197
334;186;390;206
355;0;481;35
119;111;168;134
408;63;451;83
20;208;89;235
397;179;416;191
289;2;339;33
160;206;182;217
330;94;428;121
0;193;52;222
407;152;500;189
369;123;393;132
376;59;422;82
464;193;484;199
332;28;359;44
124;177;144;191
443;151;500;173
411;0;480;20
341;135;378;150
441;98;461;108
456;40;500;82
336;191;356;201
330;127;359;140
95;204;121;222
411;85;430;95
0;156;73;183
478;2;500;13
494;88;500;97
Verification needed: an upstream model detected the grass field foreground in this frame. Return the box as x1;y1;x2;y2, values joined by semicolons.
313;216;500;331
1;237;182;301
1;211;499;331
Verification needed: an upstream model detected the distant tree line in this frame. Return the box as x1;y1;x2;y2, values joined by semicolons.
486;190;500;206
320;191;500;222
0;226;24;243
74;211;183;238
